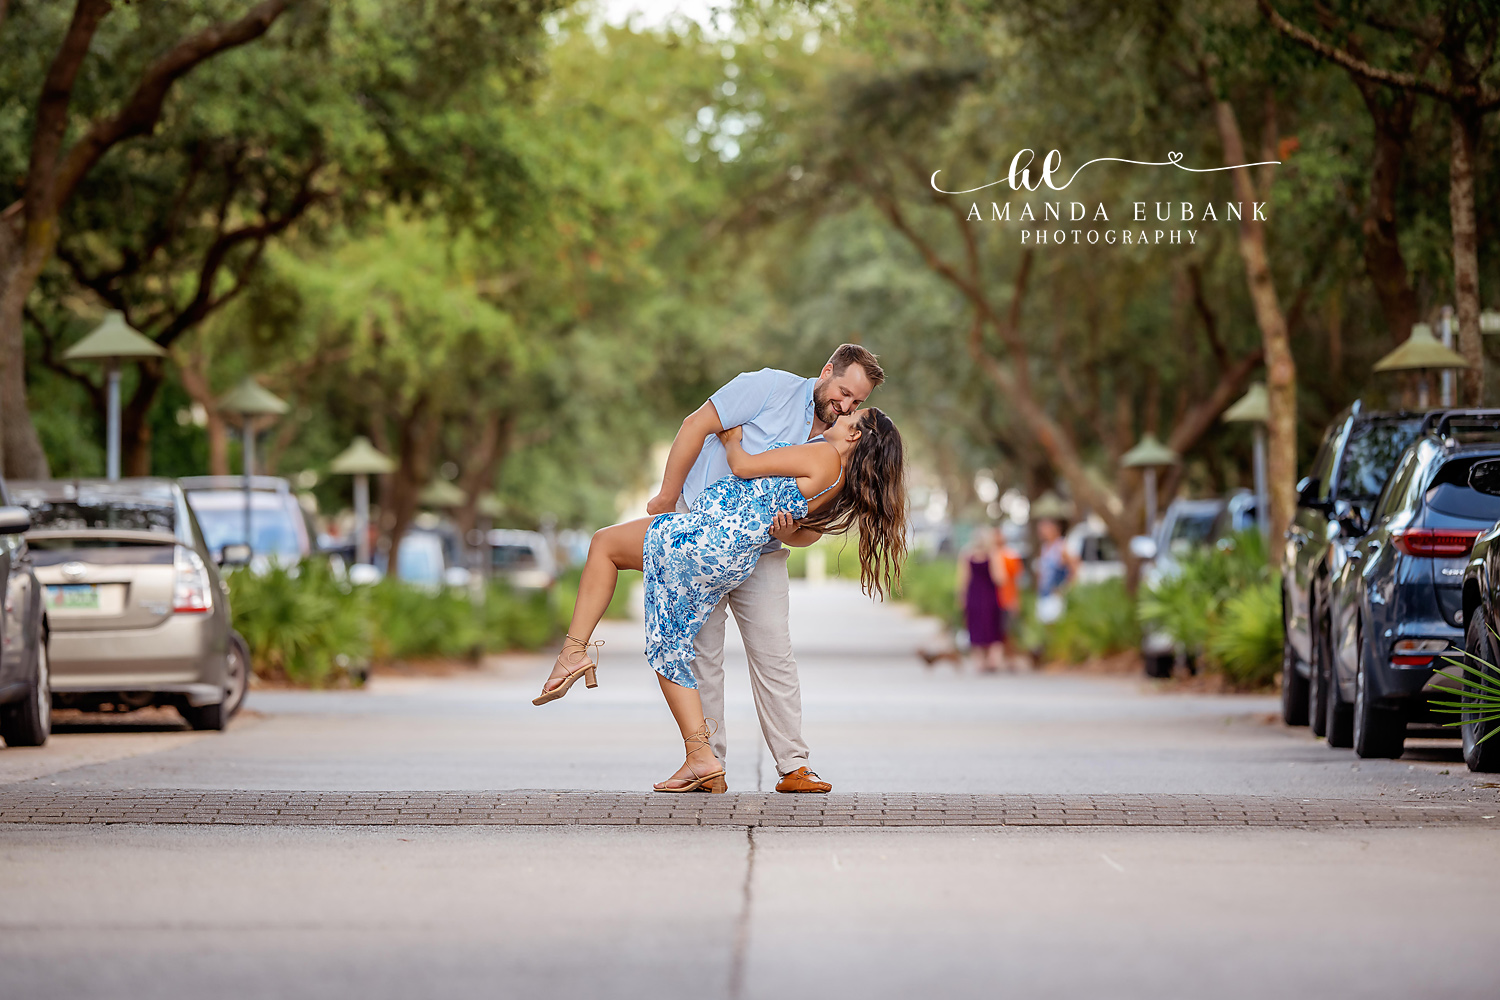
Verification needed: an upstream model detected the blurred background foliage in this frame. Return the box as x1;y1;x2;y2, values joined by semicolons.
1;1;1495;679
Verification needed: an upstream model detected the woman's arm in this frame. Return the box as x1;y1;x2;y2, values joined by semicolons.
717;427;837;483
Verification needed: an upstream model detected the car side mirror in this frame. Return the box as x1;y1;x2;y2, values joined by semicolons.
1332;500;1367;536
1128;535;1158;560
1470;459;1500;496
0;506;30;535
1296;477;1330;512
219;543;252;566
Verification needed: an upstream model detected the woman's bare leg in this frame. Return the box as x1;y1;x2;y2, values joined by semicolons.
542;517;653;693
652;674;723;790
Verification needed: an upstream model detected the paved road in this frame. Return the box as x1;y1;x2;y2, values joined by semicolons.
2;579;1497;999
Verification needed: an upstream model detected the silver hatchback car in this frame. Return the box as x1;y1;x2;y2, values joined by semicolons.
11;479;248;730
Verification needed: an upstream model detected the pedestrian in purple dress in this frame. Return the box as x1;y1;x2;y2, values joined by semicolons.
957;526;1007;672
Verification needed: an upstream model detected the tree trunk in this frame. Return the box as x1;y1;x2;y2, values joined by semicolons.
0;233;54;479
176;349;229;475
1450;103;1484;404
1213;96;1297;549
1362;107;1420;347
120;362;164;477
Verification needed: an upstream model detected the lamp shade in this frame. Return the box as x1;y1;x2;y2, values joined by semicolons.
1223;383;1270;423
219;376;289;416
62;311;166;362
1121;433;1179;468
1029;491;1075;521
329;436;396;475
1373;323;1471;372
476;492;505;519
418;478;467;508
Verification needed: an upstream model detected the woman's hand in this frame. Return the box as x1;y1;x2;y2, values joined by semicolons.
716;425;743;447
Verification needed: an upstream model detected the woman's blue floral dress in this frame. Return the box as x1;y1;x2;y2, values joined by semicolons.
644;443;840;688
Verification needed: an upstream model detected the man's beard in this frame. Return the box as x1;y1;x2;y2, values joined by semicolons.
812;383;841;425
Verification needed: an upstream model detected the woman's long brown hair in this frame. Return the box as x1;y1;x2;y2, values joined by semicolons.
799;407;907;599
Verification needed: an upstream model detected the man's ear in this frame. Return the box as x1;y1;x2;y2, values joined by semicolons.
820;363;835;379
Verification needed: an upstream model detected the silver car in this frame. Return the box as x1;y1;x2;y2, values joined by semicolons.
12;479;248;730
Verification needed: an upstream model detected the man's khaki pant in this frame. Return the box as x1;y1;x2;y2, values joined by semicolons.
687;547;809;775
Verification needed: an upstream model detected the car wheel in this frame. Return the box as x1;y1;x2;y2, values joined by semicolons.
223;631;250;720
1461;605;1500;773
1309;595;1330;738
0;635;51;748
179;698;227;732
1326;616;1357;749
1353;642;1406;759
1281;587;1309;726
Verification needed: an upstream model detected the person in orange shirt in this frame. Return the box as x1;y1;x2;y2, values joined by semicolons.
993;533;1025;671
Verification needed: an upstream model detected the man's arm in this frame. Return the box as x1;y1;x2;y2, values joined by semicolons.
646;401;723;515
769;511;822;547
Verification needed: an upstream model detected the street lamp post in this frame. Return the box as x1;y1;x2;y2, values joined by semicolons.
218;377;289;558
1373;322;1471;407
1223;383;1271;540
61;312;167;481
1121;433;1179;537
329;436;396;567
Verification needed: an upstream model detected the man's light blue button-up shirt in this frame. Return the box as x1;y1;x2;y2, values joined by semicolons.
679;370;816;553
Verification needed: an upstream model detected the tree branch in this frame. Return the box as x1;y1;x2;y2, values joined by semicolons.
23;0;112;230
53;0;295;210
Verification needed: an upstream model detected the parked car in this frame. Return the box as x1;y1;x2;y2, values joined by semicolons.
180;475;315;568
489;529;557;590
1321;416;1500;757
12;479;248;731
1454;457;1500;772
0;475;49;748
1137;497;1226;677
1209;490;1259;541
1066;515;1123;584
1283;403;1426;731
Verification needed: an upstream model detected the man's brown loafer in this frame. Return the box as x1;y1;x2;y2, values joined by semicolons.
775;767;832;793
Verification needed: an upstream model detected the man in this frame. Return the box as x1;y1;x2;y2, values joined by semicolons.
646;343;885;792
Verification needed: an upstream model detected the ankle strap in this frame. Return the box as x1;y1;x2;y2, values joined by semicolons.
563;633;604;664
684;719;718;751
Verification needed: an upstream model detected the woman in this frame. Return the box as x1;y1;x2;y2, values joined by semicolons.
955;527;1007;673
533;407;907;793
1033;517;1078;625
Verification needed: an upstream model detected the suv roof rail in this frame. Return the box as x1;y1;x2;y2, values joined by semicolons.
178;475;291;494
1416;409;1500;439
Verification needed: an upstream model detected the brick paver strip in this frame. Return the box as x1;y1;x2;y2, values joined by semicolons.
0;790;1494;827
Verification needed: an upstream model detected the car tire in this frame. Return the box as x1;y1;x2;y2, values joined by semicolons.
1309;595;1330;738
1143;653;1173;678
1461;605;1500;773
223;631;250;721
1353;643;1406;759
0;636;51;748
1281;587;1309;726
1326;617;1357;749
179;698;227;732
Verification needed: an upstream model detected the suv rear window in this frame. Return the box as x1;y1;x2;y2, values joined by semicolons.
1338;418;1425;501
24;501;175;533
1425;458;1500;520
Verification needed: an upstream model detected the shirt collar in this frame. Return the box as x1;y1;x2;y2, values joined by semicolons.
802;377;816;430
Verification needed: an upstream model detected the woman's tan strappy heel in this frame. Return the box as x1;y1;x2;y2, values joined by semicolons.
654;720;727;793
532;634;603;706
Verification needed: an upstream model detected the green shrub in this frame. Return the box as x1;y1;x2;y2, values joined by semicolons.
1139;530;1281;687
1047;578;1141;662
227;561;369;687
896;556;963;628
555;567;636;623
1208;579;1284;686
229;561;561;685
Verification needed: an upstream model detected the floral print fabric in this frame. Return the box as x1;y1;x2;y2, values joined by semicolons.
644;444;819;688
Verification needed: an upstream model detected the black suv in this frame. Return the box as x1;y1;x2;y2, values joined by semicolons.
1455;458;1500;772
1283;404;1425;730
0;475;49;747
1323;413;1500;758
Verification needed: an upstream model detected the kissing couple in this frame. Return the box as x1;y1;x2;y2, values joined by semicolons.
533;344;907;794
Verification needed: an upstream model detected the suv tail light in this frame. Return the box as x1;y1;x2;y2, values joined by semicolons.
1391;638;1451;667
173;547;213;614
1390;528;1482;557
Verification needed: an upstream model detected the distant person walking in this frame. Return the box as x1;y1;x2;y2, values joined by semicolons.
1033;517;1077;626
957;527;1006;672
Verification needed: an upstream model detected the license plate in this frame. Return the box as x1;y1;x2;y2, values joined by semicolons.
46;584;100;610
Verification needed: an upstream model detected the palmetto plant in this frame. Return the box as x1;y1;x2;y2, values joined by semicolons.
1432;634;1500;746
